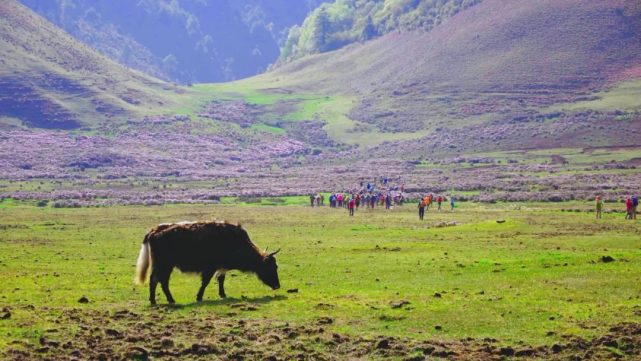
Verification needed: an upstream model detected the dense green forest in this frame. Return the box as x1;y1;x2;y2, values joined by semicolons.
279;0;481;63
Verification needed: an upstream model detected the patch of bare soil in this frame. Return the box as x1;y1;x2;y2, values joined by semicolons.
4;305;641;360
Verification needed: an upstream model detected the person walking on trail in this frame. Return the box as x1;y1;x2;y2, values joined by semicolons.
625;196;633;220
418;198;426;220
310;194;315;207
348;197;355;216
632;195;639;220
450;197;455;211
385;193;392;209
424;194;431;211
595;195;603;219
437;196;443;211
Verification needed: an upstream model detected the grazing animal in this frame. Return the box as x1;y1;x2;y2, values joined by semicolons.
135;221;280;305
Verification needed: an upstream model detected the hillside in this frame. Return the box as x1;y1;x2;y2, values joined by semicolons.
236;0;641;151
279;0;481;63
2;0;641;204
20;0;327;83
0;0;184;129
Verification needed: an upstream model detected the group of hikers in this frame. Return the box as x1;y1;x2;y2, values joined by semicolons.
596;195;639;219
309;178;407;216
417;194;455;220
308;177;464;220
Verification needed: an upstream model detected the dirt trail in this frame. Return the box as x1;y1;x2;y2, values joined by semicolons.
4;305;641;360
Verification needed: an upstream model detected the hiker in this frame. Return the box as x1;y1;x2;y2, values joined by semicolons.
437;196;443;211
595;195;603;219
450;197;455;211
348;196;355;216
385;193;392;209
310;194;315;207
337;193;343;208
625;196;633;220
424;194;431;211
633;195;639;220
418;198;426;220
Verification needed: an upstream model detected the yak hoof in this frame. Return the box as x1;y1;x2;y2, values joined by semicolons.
219;293;227;299
196;297;203;302
150;300;157;305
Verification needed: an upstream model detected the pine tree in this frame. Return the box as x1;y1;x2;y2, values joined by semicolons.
311;8;329;52
360;15;377;41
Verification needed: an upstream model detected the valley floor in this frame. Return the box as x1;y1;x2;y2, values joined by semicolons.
1;202;640;360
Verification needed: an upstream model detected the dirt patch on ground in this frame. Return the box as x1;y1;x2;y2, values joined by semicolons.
4;305;641;360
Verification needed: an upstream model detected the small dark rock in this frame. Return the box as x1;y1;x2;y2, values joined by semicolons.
499;347;514;356
161;337;174;348
602;339;618;348
433;293;442;298
601;256;615;263
515;348;535;357
78;296;89;304
105;329;122;338
420;346;436;355
317;317;333;325
0;310;10;319
286;288;299;293
551;344;563;353
376;339;391;349
434;325;442;331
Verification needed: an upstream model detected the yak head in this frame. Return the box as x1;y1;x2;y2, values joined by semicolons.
257;249;280;290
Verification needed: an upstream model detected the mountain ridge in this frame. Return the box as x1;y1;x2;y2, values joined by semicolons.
20;0;327;83
0;0;182;129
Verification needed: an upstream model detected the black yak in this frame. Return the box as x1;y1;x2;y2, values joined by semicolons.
135;221;280;305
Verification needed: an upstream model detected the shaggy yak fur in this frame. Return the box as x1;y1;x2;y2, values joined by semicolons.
135;221;280;305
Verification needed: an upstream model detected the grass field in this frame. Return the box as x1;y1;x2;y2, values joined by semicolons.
1;201;640;359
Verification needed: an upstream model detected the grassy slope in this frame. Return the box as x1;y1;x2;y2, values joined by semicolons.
206;0;641;149
1;202;640;356
0;0;191;128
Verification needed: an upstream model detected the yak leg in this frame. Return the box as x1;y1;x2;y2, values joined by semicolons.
196;270;215;302
216;271;227;298
149;271;159;305
158;267;175;304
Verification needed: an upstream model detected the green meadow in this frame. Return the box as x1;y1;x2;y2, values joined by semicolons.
1;200;640;358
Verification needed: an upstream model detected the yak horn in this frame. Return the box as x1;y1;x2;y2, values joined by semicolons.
268;248;281;257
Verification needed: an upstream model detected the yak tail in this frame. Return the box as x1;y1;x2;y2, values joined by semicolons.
135;241;151;285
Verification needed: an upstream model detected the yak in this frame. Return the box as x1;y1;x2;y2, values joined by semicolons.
135;221;280;305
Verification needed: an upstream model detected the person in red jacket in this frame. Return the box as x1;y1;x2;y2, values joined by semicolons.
437;196;443;211
625;196;633;220
348;197;355;216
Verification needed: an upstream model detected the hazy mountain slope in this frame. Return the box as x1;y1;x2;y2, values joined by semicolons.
20;0;327;83
0;0;180;129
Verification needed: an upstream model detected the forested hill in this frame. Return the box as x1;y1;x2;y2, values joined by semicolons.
278;0;481;64
19;0;326;83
